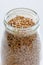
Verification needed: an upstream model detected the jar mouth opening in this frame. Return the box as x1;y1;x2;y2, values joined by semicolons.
4;8;40;34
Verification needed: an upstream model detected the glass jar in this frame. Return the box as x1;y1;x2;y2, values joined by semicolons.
2;8;41;65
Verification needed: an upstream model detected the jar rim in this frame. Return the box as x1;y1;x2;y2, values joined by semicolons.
4;8;40;35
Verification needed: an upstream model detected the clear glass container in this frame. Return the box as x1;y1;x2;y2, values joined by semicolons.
2;8;41;65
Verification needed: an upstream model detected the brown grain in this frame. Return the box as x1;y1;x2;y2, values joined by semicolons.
8;16;35;28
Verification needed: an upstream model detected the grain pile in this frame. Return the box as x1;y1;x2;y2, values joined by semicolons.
8;16;35;28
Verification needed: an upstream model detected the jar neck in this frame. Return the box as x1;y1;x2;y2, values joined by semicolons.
4;8;39;37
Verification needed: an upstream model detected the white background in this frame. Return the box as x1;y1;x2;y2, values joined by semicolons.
0;0;43;65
